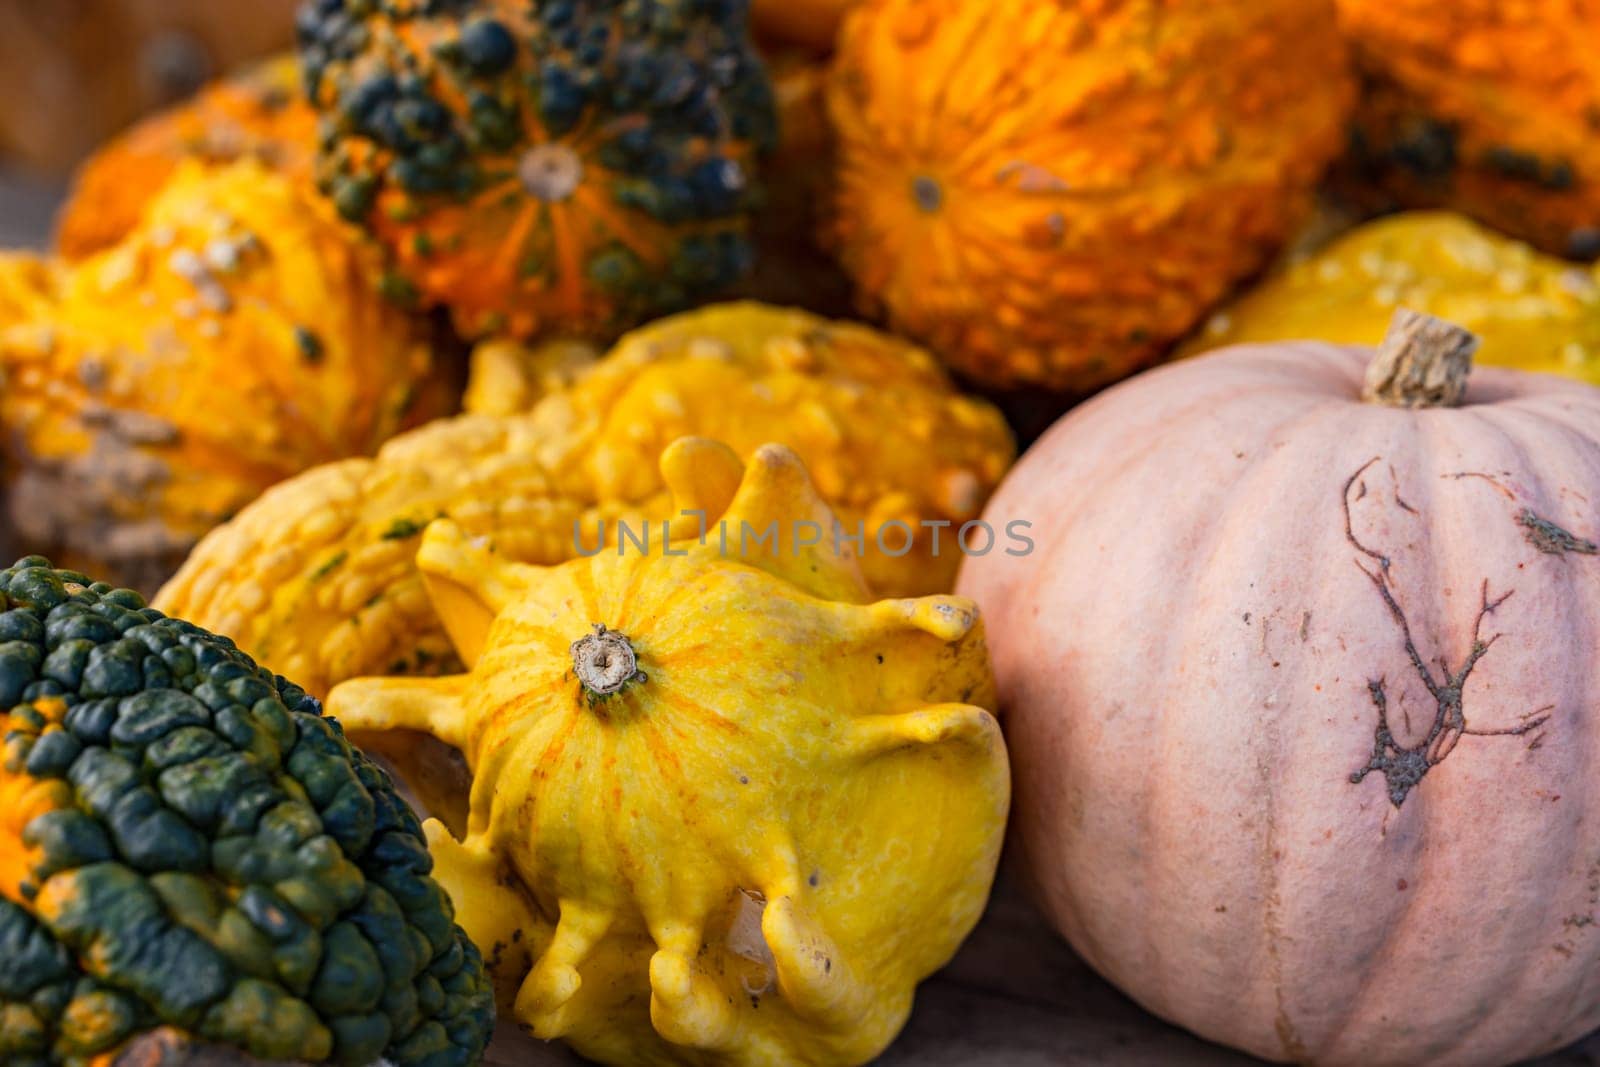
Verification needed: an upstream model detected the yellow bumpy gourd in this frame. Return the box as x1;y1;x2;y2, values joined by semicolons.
1181;212;1600;385
0;159;448;593
156;302;1014;699
326;438;1010;1066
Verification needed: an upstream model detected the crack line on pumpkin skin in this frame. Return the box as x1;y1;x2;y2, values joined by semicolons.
1342;458;1553;808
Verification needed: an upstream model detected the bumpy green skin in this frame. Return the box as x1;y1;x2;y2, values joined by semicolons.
298;0;777;332
0;558;493;1067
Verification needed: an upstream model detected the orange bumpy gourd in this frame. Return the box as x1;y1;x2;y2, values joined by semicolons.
1338;0;1600;259
56;55;317;260
826;0;1355;392
0;160;448;594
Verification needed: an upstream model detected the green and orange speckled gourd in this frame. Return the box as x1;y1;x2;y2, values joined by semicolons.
0;159;451;595
326;439;1010;1065
826;0;1356;392
0;557;493;1067
1337;0;1600;260
299;0;778;340
155;302;1015;701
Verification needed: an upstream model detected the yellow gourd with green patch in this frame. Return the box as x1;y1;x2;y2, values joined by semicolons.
326;438;1010;1066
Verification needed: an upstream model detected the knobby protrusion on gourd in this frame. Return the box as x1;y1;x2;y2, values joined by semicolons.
571;623;647;702
1362;308;1480;409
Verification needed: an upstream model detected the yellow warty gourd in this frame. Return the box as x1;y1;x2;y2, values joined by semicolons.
0;160;448;593
326;438;1010;1066
155;303;1015;698
1180;213;1600;386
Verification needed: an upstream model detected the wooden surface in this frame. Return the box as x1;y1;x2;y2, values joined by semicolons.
476;876;1600;1067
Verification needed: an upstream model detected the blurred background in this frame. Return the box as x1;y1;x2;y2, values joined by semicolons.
0;0;301;244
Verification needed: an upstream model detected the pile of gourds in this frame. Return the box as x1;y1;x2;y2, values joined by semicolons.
1;1;1598;1065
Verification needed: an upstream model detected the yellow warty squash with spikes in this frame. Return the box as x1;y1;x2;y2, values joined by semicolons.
326;438;1010;1066
0;159;449;594
155;302;1015;699
1180;213;1600;386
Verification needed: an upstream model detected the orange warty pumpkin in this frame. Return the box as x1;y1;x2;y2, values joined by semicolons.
300;0;777;340
56;55;317;260
826;0;1356;392
1338;0;1600;259
751;0;860;51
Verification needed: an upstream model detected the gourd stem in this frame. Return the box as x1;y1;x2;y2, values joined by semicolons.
520;144;584;203
1362;308;1480;409
570;624;646;701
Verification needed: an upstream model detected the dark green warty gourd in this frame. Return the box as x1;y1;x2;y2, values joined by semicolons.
0;558;494;1066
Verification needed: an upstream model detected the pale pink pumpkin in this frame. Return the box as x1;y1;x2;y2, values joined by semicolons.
959;312;1600;1066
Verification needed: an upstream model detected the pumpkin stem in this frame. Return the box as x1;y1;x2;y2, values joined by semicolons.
571;624;647;703
1362;308;1480;409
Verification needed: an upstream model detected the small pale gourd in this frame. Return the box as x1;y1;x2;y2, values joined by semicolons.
327;438;1010;1066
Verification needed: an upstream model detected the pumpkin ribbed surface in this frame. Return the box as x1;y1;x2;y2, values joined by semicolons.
826;0;1355;391
300;0;777;340
0;160;448;595
1338;0;1600;259
56;55;317;261
961;327;1600;1065
1182;213;1600;386
154;302;1014;700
